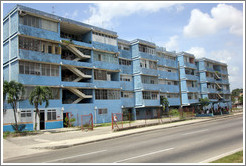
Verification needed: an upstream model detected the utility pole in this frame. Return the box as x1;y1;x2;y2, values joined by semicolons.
178;61;183;118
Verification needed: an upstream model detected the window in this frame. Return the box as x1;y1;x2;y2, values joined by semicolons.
94;70;107;80
167;93;179;98
188;93;198;100
47;109;56;120
121;91;133;98
19;36;60;54
162;53;176;61
141;76;158;84
21;110;32;118
95;90;120;100
187;81;197;87
140;59;157;70
98;109;108;115
139;44;155;55
92;32;117;46
20;14;58;32
119;59;132;66
120;75;132;82
118;43;130;51
21;86;60;100
19;61;59;77
143;91;159;100
94;51;118;64
185;68;195;75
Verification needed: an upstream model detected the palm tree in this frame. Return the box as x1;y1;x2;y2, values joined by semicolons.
29;86;52;131
3;81;25;132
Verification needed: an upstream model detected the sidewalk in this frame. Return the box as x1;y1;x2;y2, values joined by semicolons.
3;112;243;161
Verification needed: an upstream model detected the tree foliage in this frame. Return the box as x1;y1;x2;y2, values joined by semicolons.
199;97;210;110
29;86;52;130
3;81;25;132
160;96;169;115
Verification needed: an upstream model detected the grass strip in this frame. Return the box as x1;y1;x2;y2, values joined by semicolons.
211;151;243;163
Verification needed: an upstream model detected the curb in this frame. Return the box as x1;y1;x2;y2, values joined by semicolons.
32;113;242;150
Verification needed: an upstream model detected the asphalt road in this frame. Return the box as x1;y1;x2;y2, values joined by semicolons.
5;116;243;163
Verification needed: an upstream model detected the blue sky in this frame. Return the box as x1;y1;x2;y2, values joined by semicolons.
2;2;244;91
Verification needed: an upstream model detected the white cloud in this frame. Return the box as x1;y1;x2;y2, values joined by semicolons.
210;50;233;64
84;2;180;28
186;47;206;58
164;35;179;51
183;4;243;37
64;9;79;19
209;50;243;90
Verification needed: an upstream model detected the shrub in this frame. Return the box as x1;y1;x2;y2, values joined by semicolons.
64;117;76;127
169;109;179;116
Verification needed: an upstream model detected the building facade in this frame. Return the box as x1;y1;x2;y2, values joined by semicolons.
3;5;231;131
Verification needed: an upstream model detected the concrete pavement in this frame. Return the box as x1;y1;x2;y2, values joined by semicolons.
3;112;243;161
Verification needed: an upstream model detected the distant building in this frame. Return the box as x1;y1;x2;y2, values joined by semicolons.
3;5;231;131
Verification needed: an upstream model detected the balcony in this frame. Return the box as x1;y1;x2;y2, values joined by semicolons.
61;59;93;68
205;77;215;83
93;80;121;89
158;70;179;80
187;87;199;92
121;98;135;108
205;67;214;72
120;81;134;91
119;65;132;75
19;24;60;41
184;62;197;69
60;38;92;49
141;68;158;76
143;99;160;107
188;99;199;104
119;49;131;59
158;58;177;68
221;70;228;75
93;61;120;71
19;74;60;86
19;49;61;64
159;85;179;93
139;52;158;61
186;74;198;81
92;41;118;53
168;98;180;106
142;84;160;91
61;81;93;88
207;88;218;93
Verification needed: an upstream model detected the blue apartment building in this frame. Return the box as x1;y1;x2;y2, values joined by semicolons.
3;5;231;131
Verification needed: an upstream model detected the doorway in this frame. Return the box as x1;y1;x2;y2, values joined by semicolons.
40;110;45;130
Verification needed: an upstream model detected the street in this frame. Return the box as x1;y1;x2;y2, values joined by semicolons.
4;116;243;163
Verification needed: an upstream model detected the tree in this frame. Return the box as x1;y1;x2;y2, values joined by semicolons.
231;88;243;104
29;86;52;131
199;97;210;113
3;81;25;132
239;94;243;105
160;96;169;116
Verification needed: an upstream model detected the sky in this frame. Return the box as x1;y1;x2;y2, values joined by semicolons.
2;1;244;91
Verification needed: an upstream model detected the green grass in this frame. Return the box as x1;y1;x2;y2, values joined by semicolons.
211;151;243;163
3;130;39;139
95;121;136;128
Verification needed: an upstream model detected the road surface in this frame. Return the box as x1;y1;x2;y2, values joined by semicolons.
4;116;243;163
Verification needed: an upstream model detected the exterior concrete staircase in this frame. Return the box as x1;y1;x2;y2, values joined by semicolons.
61;41;90;60
67;88;92;104
65;65;91;82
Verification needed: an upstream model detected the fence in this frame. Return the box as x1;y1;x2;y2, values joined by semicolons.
111;110;184;131
81;113;93;131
